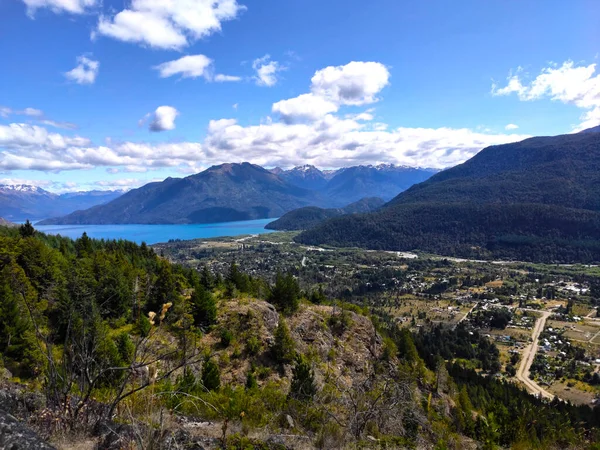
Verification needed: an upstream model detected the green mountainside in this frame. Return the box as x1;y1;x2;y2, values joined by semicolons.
265;197;385;231
297;130;600;263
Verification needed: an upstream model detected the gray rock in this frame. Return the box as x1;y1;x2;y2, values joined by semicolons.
286;414;294;429
0;408;55;450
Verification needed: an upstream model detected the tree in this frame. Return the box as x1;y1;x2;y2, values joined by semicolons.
397;328;420;366
272;319;295;363
191;282;217;328
226;261;249;293
200;265;214;289
19;220;35;238
245;370;257;390
289;355;316;401
201;358;221;391
268;272;300;314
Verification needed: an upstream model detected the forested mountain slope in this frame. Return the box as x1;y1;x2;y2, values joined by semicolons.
1;223;598;448
297;130;600;263
40;163;325;225
265;197;384;231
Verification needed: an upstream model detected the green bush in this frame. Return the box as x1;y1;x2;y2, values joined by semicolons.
201;358;221;391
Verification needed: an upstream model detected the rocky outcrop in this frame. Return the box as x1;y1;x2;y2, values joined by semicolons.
0;408;55;450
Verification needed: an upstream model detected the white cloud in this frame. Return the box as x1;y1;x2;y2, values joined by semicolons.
214;74;242;82
272;94;338;124
252;55;283;87
148;106;179;132
154;55;242;83
505;123;519;130
271;62;389;124
232;103;239;110
155;54;212;79
95;0;246;50
0;61;531;174
21;0;98;17
94;178;161;190
493;60;600;131
65;55;99;85
0;106;43;118
310;61;390;105
39;119;78;130
22;108;43;117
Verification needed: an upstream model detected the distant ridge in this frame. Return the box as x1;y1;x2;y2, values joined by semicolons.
39;163;436;225
0;217;17;227
0;185;124;222
297;128;600;263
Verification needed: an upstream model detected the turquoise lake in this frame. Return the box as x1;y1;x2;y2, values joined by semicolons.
34;218;277;244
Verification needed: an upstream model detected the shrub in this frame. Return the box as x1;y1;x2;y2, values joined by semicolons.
201;358;221;391
220;328;234;347
289;355;316;401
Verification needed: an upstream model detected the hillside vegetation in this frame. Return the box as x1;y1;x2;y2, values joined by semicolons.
265;197;384;231
0;223;599;448
297;131;600;263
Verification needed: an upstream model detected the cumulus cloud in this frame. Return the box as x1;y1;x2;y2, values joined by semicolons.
272;94;338;124
65;55;99;84
311;61;390;105
0;61;531;173
148;106;179;132
252;55;283;87
505;123;519;130
271;62;389;124
492;60;600;131
21;0;98;17
95;0;246;50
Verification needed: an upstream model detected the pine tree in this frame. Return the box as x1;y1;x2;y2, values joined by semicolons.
19;220;35;238
272;319;295;363
268;272;300;314
191;282;217;327
201;358;221;391
289;355;316;401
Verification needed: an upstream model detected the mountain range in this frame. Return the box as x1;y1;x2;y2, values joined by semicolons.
297;128;600;263
0;185;124;222
39;163;436;225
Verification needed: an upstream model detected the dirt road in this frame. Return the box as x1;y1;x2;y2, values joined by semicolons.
516;310;554;400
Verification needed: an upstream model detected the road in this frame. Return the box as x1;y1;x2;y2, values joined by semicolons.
516;310;554;400
453;303;478;329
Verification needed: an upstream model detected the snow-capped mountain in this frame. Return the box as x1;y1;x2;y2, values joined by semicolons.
271;164;438;204
0;184;125;222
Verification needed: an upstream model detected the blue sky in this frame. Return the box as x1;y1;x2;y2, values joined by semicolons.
0;0;599;192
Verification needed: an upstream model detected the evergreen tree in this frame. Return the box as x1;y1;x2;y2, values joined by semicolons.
200;265;214;289
190;282;217;328
245;370;258;390
397;328;420;365
201;358;220;391
268;272;301;314
272;319;295;363
19;220;35;238
289;355;316;401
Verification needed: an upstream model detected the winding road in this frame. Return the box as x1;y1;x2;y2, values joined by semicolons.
515;310;554;400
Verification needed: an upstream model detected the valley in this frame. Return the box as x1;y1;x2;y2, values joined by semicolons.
157;232;600;407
